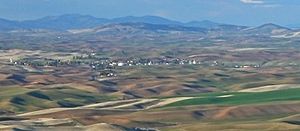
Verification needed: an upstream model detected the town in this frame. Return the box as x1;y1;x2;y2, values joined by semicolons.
10;52;262;79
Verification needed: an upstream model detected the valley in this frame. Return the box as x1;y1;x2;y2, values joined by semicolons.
0;15;299;131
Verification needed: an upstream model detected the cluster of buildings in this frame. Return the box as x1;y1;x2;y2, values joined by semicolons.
9;53;262;79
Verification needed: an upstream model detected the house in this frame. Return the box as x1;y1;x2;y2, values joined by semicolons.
118;62;125;67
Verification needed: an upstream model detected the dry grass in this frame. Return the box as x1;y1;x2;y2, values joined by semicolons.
161;122;300;131
239;84;300;92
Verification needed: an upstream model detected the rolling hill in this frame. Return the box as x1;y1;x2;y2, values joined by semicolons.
243;23;292;35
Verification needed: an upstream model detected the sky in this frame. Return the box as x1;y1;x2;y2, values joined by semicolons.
0;0;300;26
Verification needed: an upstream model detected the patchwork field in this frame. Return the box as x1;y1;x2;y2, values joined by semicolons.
0;28;300;130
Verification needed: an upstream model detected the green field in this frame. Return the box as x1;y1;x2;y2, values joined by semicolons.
0;86;115;113
165;88;300;107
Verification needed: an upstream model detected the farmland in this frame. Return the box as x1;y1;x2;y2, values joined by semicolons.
0;16;300;130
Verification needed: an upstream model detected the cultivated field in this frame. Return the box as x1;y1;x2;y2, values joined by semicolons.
0;26;300;130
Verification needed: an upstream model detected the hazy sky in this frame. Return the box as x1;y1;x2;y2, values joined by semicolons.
0;0;300;26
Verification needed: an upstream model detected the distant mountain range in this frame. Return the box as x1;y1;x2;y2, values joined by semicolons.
0;14;298;38
0;14;246;31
